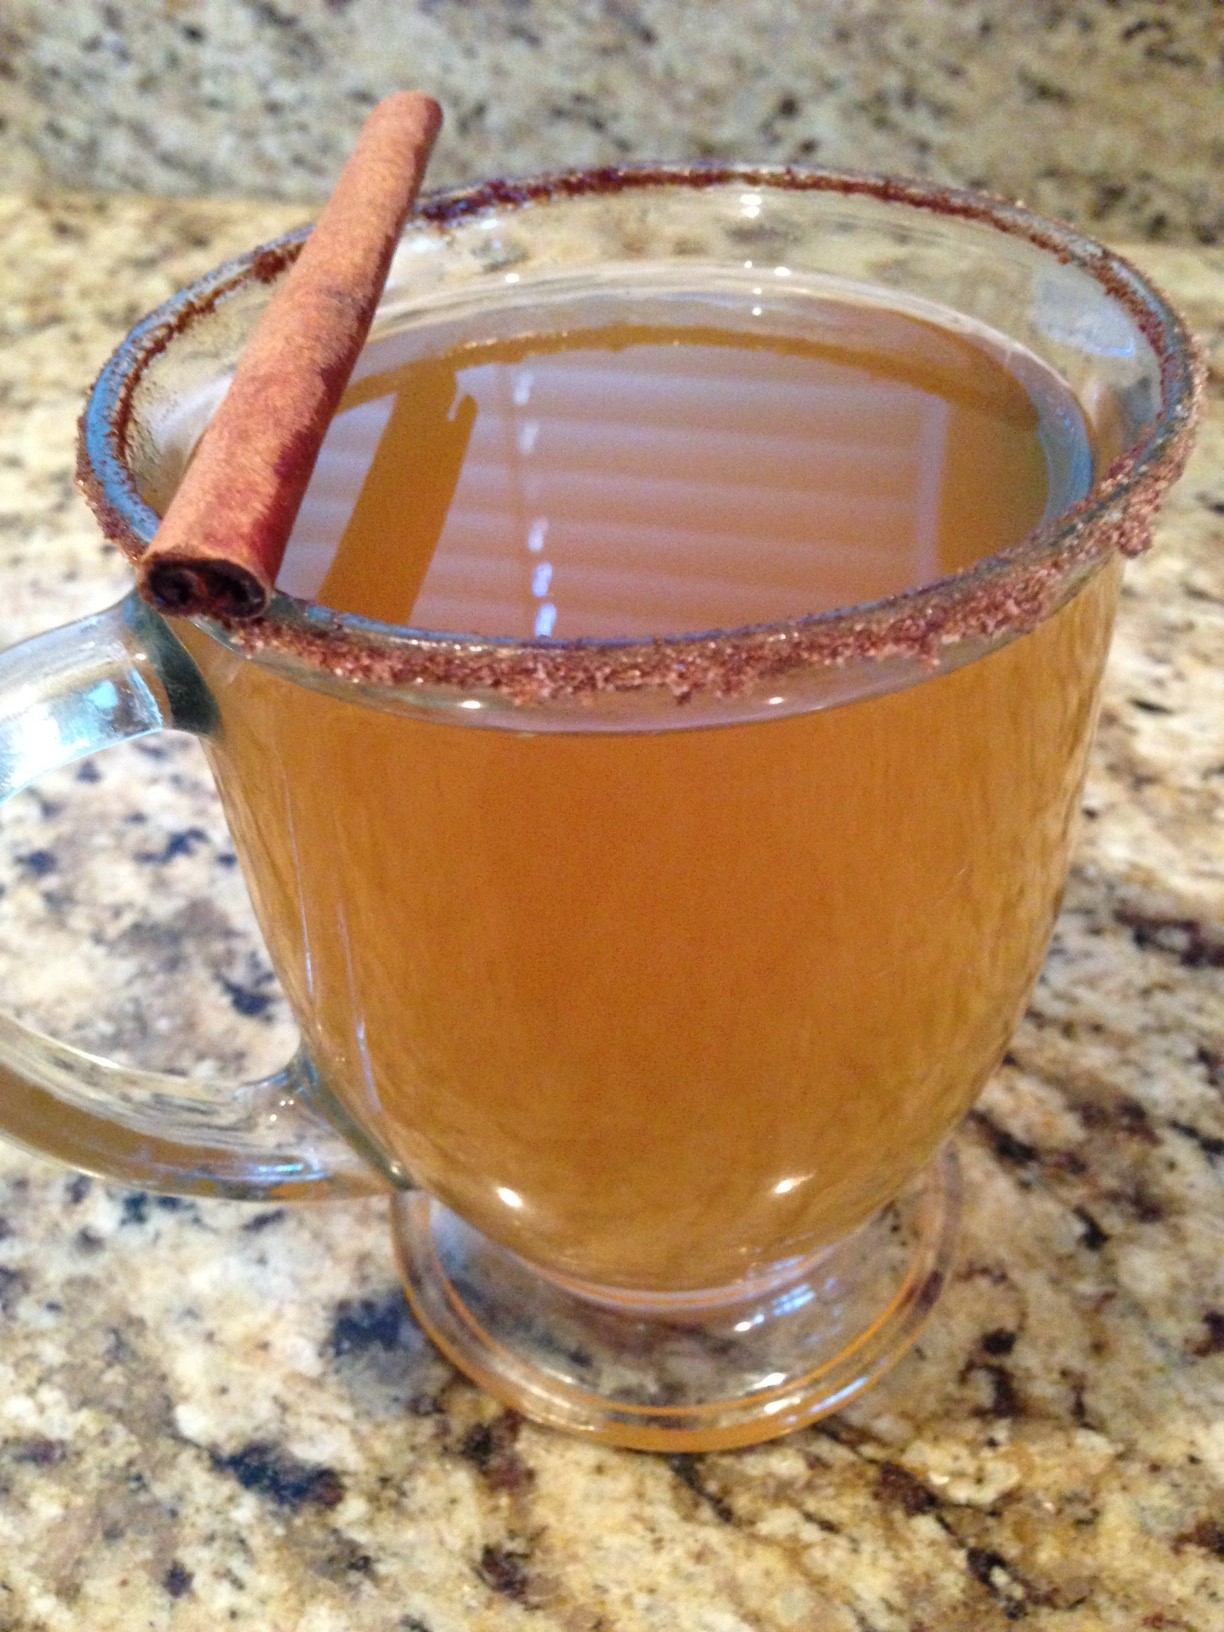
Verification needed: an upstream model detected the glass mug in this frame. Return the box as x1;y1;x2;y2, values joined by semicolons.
1;168;1198;1451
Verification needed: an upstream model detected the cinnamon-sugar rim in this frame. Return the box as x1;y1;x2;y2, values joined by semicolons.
77;163;1203;706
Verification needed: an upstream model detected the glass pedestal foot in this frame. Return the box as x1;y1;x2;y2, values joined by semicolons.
392;1145;960;1452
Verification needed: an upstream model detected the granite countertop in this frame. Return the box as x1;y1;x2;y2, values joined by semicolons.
2;1;1220;247
0;192;1219;1631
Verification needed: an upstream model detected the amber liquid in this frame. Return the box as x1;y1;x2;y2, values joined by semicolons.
183;284;1115;1291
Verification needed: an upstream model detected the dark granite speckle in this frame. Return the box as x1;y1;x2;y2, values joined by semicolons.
329;1289;417;1357
162;1559;193;1598
458;1413;536;1495
477;1542;534;1603
212;1441;346;1510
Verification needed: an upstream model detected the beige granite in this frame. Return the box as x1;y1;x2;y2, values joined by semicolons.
0;190;1220;1629
0;1;1221;246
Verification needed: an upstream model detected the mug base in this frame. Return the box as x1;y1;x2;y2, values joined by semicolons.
391;1145;960;1451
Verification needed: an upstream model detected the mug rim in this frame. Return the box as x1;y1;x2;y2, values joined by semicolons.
77;162;1203;709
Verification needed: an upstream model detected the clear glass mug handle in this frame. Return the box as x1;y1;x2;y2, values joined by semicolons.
0;591;389;1200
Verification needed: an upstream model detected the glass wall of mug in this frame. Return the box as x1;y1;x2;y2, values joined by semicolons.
60;167;1200;1446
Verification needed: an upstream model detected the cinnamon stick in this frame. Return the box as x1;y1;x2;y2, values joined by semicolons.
137;91;443;618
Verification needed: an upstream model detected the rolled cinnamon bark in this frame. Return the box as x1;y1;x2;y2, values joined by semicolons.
137;91;442;619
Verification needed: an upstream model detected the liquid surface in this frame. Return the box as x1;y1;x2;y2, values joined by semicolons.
277;290;1093;637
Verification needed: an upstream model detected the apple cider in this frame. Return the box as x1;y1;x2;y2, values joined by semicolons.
180;284;1115;1292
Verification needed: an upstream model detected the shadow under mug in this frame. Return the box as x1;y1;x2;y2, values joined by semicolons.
2;167;1199;1451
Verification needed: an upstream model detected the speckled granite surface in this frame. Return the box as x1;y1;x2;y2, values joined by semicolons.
1;1;1221;245
0;191;1220;1629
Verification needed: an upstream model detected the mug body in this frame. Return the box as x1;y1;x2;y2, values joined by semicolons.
179;558;1119;1293
76;165;1198;1442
